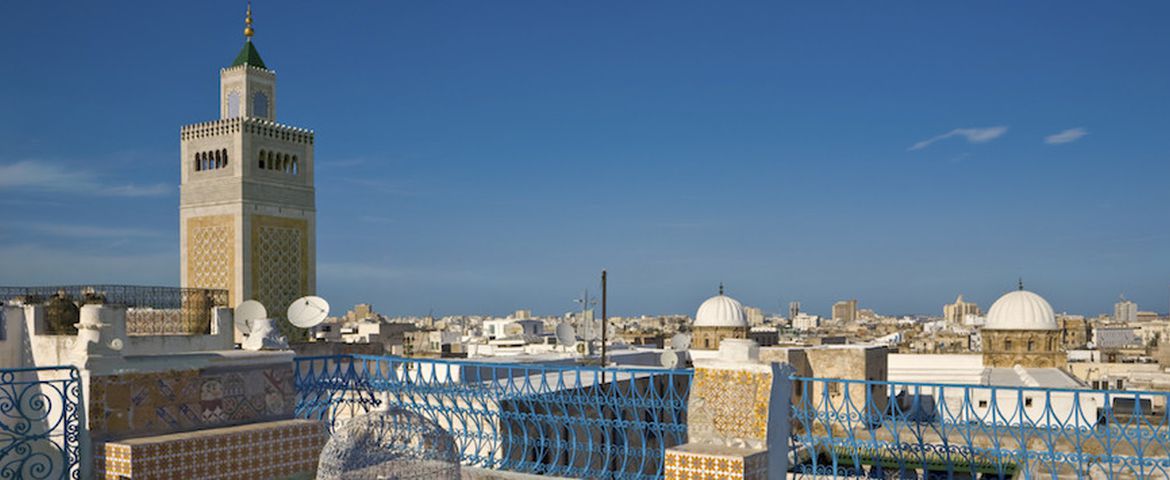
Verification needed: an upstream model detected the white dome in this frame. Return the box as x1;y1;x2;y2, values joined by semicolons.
694;294;748;328
984;289;1057;331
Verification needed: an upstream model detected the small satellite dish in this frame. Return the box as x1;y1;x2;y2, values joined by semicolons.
669;333;691;351
235;300;267;335
288;296;330;328
555;322;576;348
660;350;679;369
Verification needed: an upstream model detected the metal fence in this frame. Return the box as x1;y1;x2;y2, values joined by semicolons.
789;376;1170;479
0;366;81;480
294;354;692;480
0;285;229;336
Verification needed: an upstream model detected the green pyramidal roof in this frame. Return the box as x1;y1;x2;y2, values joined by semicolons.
231;41;267;69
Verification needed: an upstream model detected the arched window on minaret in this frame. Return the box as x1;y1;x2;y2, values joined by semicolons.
292;156;298;176
214;150;221;169
283;154;290;173
194;153;201;172
222;149;228;167
258;150;266;169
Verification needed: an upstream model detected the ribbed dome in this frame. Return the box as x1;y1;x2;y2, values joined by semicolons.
984;289;1057;331
694;294;748;328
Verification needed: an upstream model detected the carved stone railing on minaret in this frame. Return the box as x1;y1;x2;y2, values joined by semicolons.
181;116;314;144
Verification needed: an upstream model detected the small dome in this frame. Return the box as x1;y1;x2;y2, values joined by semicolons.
694;294;748;328
985;289;1057;331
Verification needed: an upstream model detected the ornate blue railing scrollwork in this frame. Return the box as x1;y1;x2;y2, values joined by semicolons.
789;375;1170;479
294;354;691;480
0;365;81;480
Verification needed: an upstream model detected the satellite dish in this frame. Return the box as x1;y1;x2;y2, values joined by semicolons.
555;322;576;348
288;296;330;328
660;350;679;369
235;300;267;335
669;333;691;351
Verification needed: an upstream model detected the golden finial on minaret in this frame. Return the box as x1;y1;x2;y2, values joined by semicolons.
243;2;255;40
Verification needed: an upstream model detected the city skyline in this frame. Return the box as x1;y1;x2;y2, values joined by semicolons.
2;1;1169;317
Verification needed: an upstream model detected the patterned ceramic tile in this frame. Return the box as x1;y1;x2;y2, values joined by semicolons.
89;363;297;440
688;368;772;445
664;448;768;480
94;419;326;480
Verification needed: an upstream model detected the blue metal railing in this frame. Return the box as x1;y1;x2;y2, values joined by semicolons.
295;354;692;480
0;366;81;480
789;376;1170;479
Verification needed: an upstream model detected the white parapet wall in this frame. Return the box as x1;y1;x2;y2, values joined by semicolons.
0;301;234;370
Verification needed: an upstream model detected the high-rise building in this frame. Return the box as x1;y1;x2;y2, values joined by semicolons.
180;22;316;335
743;306;765;326
788;301;800;322
1114;297;1138;323
832;299;858;322
944;295;982;324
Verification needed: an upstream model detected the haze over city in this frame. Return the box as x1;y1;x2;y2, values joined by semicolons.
2;1;1169;317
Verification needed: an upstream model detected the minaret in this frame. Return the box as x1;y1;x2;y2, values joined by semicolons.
180;5;316;340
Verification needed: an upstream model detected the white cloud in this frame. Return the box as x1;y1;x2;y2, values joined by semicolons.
0;160;170;197
1044;127;1088;145
909;126;1008;151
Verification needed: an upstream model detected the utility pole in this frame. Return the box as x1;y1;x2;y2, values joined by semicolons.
601;269;608;369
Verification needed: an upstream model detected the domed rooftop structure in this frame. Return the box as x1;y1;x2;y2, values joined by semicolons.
984;286;1057;331
694;284;748;329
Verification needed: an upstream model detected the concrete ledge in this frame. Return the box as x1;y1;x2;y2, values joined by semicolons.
460;467;574;480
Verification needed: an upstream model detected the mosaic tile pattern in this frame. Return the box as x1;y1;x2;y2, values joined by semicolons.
250;215;308;319
94;419;326;480
664;448;767;480
688;368;772;446
187;215;235;304
88;363;296;440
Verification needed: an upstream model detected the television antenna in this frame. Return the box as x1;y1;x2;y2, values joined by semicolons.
574;289;599;340
235;299;267;335
288;296;330;328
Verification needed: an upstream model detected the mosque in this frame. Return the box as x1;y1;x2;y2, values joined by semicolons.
689;284;750;350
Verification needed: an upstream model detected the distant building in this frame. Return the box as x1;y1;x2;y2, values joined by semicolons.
1058;314;1091;349
747;326;778;347
832;299;858;322
743;306;765;326
1114;297;1138;323
788;301;800;322
944;295;981;324
792;313;821;331
1094;326;1142;350
512;309;532;320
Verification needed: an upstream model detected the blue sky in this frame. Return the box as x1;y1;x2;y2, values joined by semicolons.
2;1;1169;318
